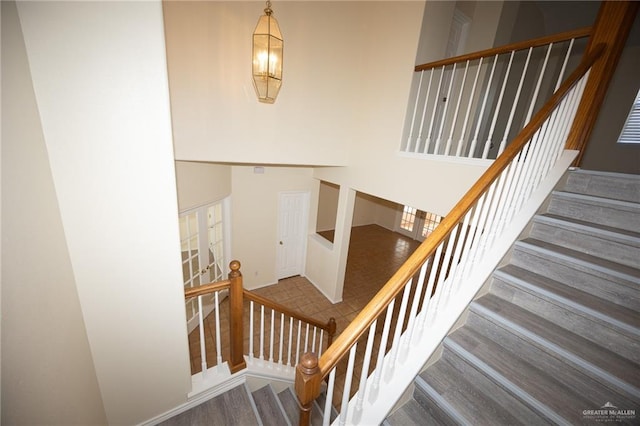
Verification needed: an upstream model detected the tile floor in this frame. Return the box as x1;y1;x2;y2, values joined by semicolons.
187;224;421;408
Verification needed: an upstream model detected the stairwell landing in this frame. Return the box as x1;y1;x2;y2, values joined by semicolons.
385;169;640;425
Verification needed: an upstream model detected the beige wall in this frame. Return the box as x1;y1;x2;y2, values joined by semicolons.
316;183;400;233
314;1;503;218
231;166;316;289
353;193;399;230
316;181;339;233
14;1;191;424
1;2;107;423
164;1;366;166
175;161;232;212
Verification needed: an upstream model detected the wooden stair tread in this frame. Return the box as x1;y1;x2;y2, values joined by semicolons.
495;264;640;333
473;294;640;391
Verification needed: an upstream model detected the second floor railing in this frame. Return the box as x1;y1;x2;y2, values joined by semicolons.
401;27;591;160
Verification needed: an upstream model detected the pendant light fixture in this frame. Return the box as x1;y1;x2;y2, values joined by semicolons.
252;1;283;104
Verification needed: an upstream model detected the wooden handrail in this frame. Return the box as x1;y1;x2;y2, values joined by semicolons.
415;26;592;72
244;290;336;336
184;280;231;299
315;43;604;380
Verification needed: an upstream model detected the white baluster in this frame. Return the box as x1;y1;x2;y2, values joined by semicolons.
524;43;553;124
304;323;310;354
406;70;424;151
457;197;486;284
214;291;222;367
468;54;498;158
422;244;444;326
278;312;284;366
352;321;377;424
368;300;395;403
434;63;457;155
449;211;473;295
269;309;275;363
439;225;460;307
445;60;469;155
311;327;317;353
425;66;445;154
385;281;412;380
323;368;337;426
295;320;302;366
318;329;325;357
259;305;265;361
456;57;483;157
482;50;515;159
338;344;358;426
417;69;435;153
555;38;575;92
249;301;254;361
498;48;532;155
408;262;429;341
198;295;207;376
287;316;293;367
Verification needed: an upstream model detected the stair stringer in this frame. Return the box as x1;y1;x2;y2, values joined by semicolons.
341;150;579;426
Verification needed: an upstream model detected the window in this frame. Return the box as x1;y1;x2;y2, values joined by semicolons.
618;89;640;144
397;205;442;242
179;199;229;333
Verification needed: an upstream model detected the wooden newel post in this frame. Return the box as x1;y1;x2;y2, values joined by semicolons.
228;260;247;374
295;352;322;426
327;317;337;347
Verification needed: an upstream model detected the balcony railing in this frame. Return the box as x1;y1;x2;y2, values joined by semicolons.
401;27;591;160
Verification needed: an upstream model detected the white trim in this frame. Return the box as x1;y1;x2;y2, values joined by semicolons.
139;356;296;426
139;362;240;426
396;150;494;167
310;232;334;251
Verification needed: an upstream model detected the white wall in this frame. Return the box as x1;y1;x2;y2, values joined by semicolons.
175;161;232;212
230;166;316;289
15;2;191;424
1;2;107;423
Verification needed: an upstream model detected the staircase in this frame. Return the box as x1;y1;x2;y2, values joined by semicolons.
386;169;640;425
159;382;336;426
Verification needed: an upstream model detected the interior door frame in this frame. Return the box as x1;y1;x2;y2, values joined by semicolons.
276;191;310;280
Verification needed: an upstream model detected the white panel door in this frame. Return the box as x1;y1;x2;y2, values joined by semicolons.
276;191;309;280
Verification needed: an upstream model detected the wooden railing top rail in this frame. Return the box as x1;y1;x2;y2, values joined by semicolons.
317;43;604;377
415;26;592;72
183;266;336;336
244;290;336;334
184;280;231;299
